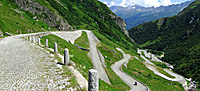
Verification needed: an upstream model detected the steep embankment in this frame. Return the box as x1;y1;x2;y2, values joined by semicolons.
129;0;200;86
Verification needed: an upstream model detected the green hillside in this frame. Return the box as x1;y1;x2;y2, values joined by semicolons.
0;0;186;90
129;0;200;87
0;0;137;52
47;0;137;51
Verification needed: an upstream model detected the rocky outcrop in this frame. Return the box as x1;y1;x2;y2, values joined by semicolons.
109;14;128;35
157;18;165;27
15;0;73;31
109;14;135;42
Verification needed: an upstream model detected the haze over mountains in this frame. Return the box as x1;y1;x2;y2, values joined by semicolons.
110;0;194;29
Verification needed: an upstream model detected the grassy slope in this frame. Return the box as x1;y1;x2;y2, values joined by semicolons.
151;61;168;68
40;34;92;80
0;0;52;36
154;65;175;79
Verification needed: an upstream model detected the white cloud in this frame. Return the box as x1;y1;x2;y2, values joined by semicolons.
110;1;115;6
144;0;161;7
102;1;108;5
119;0;126;7
160;0;172;6
101;0;176;7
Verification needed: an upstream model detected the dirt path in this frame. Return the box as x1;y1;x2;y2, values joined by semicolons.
112;48;149;91
0;35;74;90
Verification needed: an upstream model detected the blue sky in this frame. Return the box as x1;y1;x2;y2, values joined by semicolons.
99;0;191;7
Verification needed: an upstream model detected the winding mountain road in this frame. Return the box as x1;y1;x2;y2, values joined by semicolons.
83;30;111;84
112;48;148;91
137;49;188;90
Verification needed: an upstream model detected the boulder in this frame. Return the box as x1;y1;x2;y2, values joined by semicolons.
5;32;12;36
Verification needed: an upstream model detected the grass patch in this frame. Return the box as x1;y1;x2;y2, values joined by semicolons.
139;37;161;48
151;61;168;68
40;34;92;79
98;43;130;91
122;58;184;91
141;51;145;56
92;30;137;54
186;79;190;87
154;66;176;79
74;31;89;48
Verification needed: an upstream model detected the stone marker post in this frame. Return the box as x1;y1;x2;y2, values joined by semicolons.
38;38;41;45
32;36;35;43
88;69;99;91
29;36;32;42
45;39;48;47
26;36;28;40
64;48;69;65
54;42;58;53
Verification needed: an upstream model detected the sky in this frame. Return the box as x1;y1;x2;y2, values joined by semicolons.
99;0;191;7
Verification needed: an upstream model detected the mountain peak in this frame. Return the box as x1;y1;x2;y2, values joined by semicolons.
110;0;194;29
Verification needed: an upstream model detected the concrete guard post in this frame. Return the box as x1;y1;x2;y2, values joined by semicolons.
32;36;35;43
64;48;69;65
54;42;58;53
29;36;32;42
38;38;41;45
88;69;99;91
45;39;48;47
